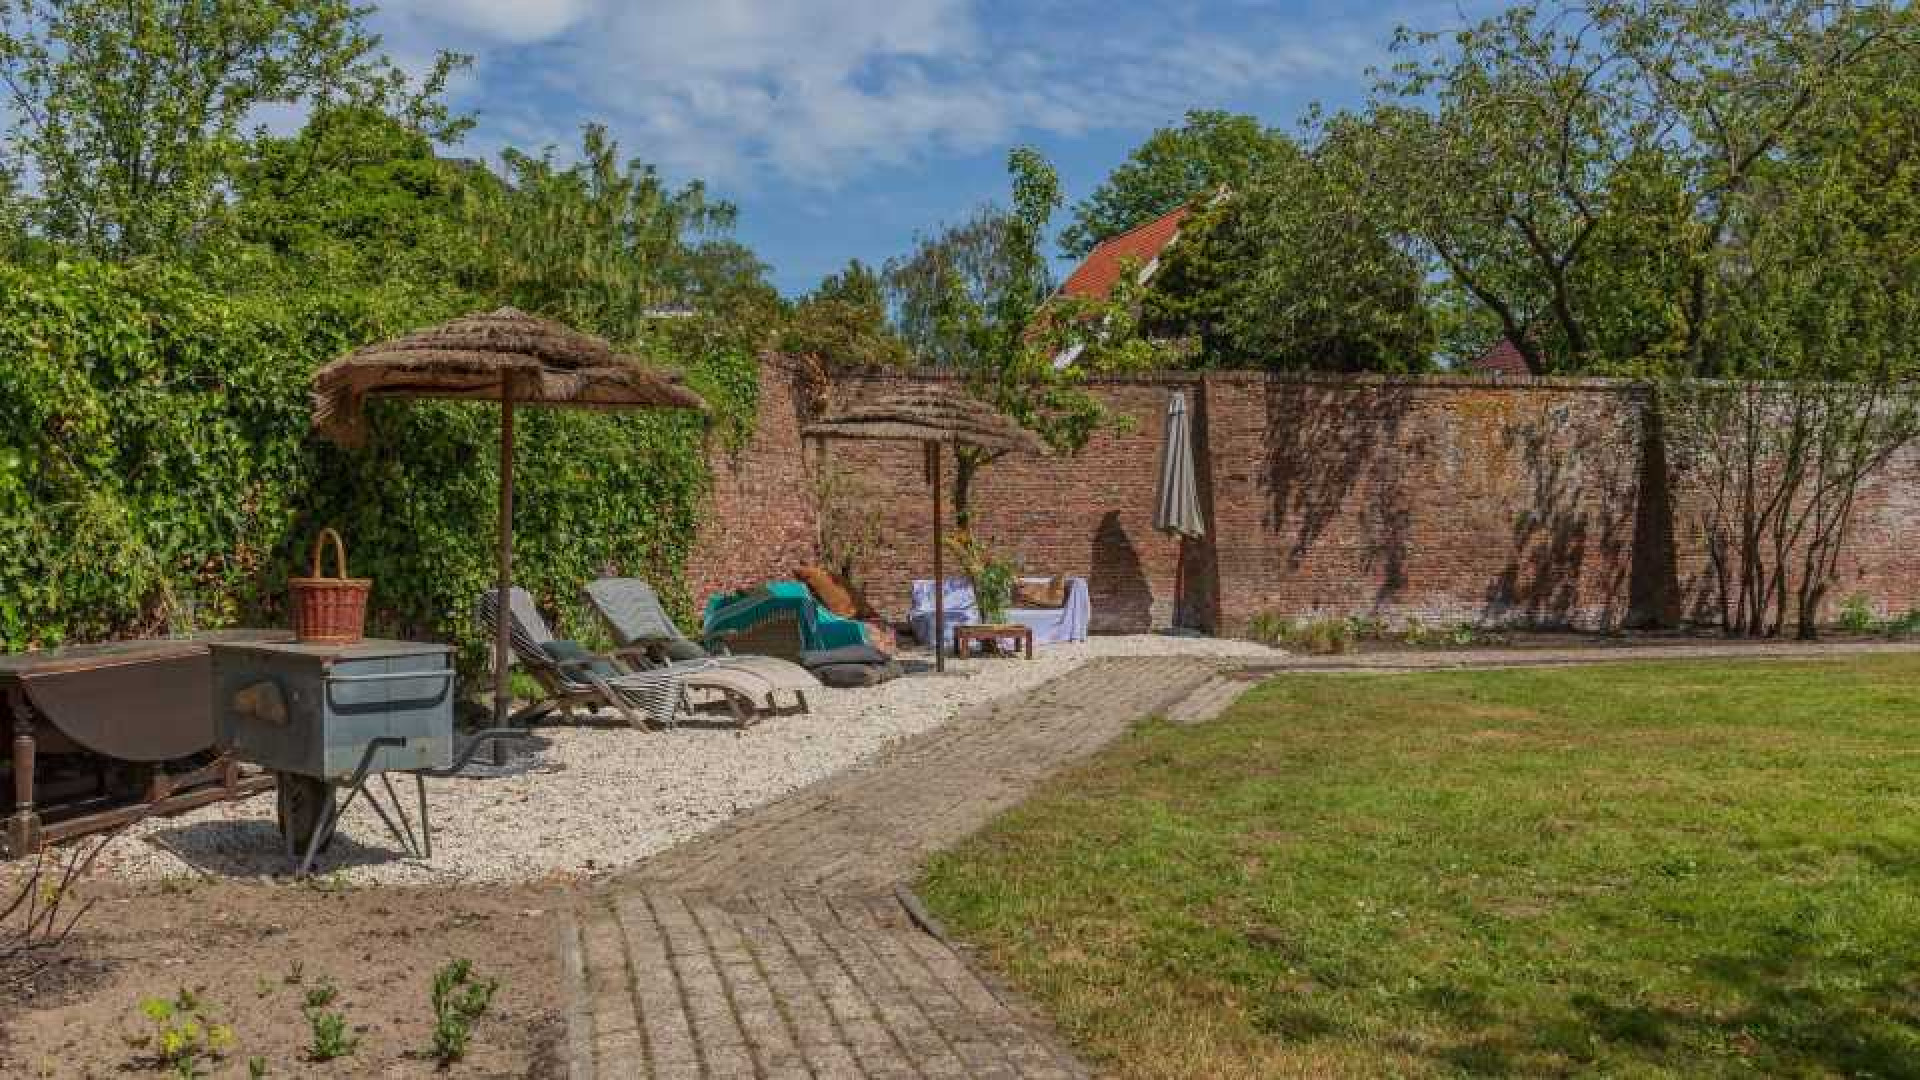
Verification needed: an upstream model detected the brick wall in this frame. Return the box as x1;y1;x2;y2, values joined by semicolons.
686;355;1920;636
684;355;822;603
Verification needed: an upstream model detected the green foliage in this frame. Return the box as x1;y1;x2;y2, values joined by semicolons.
778;259;910;369
1352;1;1918;376
429;958;498;1065
300;977;338;1011
1837;595;1879;634
1144;159;1435;371
884;148;1114;526
1240;614;1351;654
460;124;777;348
136;989;234;1078
946;531;1016;625
0;0;467;257
0;258;745;678
303;1004;355;1062
1060;110;1300;259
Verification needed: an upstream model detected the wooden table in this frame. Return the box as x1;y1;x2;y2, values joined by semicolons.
953;623;1034;660
1;630;289;856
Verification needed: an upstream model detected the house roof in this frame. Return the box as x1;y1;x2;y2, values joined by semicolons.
1467;338;1532;376
1059;205;1191;300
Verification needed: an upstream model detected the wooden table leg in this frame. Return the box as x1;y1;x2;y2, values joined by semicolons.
6;689;42;857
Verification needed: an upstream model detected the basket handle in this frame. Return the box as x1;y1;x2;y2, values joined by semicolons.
309;528;350;581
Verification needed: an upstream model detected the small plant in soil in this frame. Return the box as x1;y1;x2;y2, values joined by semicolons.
302;976;339;1010
248;1056;270;1078
1838;593;1879;633
135;988;234;1078
430;958;499;1065
304;1004;357;1062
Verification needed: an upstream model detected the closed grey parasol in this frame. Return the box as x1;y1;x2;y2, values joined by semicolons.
1153;391;1204;539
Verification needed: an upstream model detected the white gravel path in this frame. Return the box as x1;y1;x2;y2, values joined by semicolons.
96;635;1282;886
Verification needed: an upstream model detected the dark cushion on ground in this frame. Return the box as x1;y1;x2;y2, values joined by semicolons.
811;661;904;688
801;644;892;669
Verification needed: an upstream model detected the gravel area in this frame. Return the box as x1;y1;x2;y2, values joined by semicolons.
95;635;1282;886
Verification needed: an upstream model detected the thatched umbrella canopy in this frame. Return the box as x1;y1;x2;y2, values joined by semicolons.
314;307;704;445
805;385;1045;672
313;307;706;730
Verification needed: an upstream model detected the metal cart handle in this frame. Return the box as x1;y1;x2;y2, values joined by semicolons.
322;670;457;685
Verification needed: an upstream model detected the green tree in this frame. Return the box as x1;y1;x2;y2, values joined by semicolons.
460;124;778;350
778;259;909;369
885;204;1021;368
1060;110;1300;259
1353;1;1914;375
0;0;466;257
887;147;1107;525
226;105;477;292
1665;19;1920;638
1142;151;1434;372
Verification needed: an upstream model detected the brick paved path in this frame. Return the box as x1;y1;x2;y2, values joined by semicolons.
560;657;1225;1078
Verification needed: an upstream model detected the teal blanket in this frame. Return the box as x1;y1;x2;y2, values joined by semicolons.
702;581;869;652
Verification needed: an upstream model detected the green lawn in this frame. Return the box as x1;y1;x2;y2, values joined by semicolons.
920;657;1920;1078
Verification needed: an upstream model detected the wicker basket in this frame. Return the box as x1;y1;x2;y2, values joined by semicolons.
288;528;371;644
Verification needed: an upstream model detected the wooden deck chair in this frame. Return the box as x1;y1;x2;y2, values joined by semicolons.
476;587;683;729
583;578;817;718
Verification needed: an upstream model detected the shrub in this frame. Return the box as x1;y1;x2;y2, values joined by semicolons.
1885;609;1920;637
1837;594;1879;633
1244;612;1294;647
1295;618;1355;655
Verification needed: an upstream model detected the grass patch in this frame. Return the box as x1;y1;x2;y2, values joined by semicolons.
920;656;1920;1078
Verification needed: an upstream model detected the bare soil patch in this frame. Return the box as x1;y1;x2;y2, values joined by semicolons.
0;873;568;1078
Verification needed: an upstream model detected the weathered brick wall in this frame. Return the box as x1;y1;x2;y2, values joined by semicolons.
684;355;823;603
818;370;1193;634
1202;373;1653;633
686;355;1920;635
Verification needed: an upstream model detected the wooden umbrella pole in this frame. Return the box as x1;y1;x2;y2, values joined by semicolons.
930;440;945;674
493;383;517;735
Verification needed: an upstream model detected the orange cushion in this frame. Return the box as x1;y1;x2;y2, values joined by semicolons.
795;566;858;618
1014;575;1068;609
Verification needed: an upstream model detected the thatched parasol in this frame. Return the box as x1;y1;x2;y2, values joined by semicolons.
805;385;1045;672
314;307;707;730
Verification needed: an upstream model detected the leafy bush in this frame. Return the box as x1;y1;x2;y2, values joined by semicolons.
0;261;753;677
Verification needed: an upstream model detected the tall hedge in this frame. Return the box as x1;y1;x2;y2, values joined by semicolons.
0;260;744;674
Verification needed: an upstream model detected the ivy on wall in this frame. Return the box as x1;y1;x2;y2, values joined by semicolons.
0;260;756;676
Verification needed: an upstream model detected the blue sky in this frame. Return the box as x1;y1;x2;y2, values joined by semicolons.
372;1;1484;294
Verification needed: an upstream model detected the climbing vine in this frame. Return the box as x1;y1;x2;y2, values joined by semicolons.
0;260;755;675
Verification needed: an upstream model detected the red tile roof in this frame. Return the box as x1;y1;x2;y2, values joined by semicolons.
1059;206;1191;300
1467;338;1533;376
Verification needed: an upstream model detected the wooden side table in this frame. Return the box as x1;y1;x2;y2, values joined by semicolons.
954;623;1034;660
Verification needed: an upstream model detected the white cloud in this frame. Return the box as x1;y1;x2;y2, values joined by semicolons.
401;0;596;44
375;0;1400;186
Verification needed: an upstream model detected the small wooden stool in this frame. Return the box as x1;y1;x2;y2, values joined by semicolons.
954;623;1034;660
